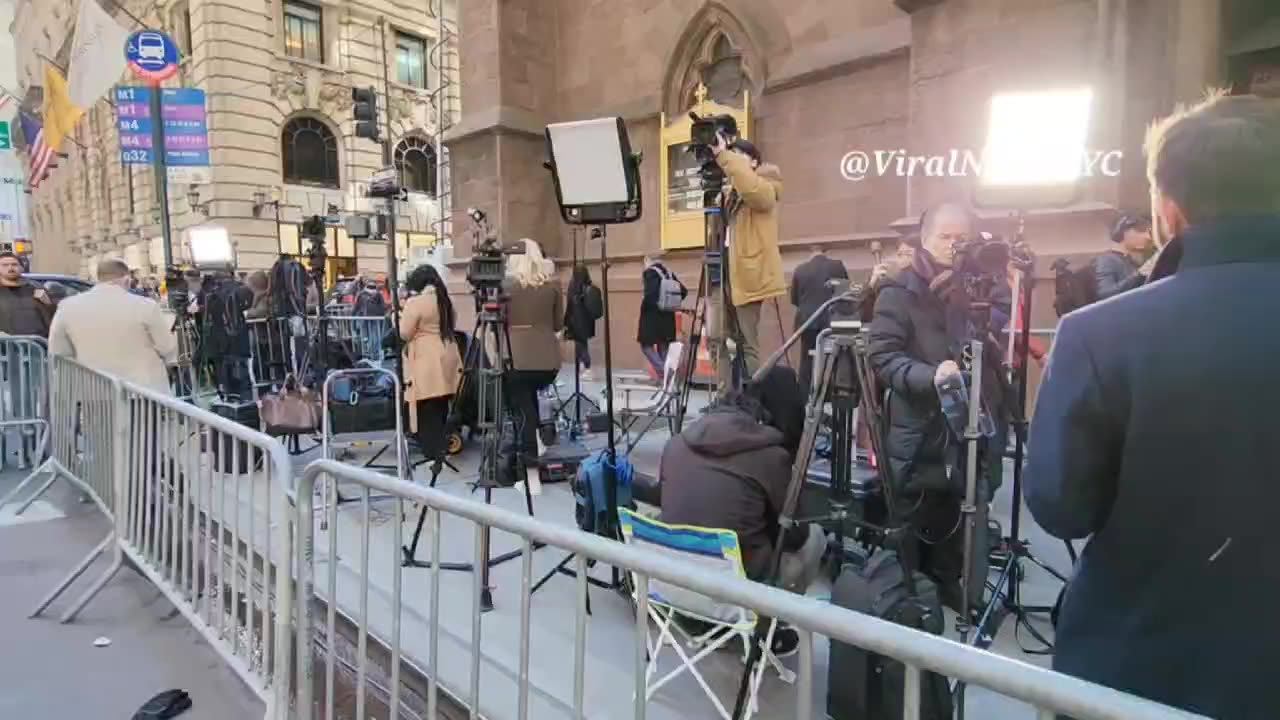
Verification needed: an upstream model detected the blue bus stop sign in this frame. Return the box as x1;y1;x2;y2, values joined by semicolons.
125;30;180;83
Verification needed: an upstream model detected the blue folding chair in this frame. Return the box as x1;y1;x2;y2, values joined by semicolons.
617;508;795;720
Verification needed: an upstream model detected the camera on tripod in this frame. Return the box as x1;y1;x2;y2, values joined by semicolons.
688;112;739;203
951;233;1032;301
464;208;524;296
301;215;329;278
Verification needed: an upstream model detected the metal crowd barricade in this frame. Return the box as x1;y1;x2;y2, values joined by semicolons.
1;353;123;623
0;335;48;471
309;313;392;367
113;381;296;719
292;459;1207;720
317;366;408;526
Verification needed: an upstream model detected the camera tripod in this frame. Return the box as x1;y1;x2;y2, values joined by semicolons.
400;288;543;612
731;290;926;719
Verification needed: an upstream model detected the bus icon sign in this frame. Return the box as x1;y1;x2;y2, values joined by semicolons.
125;30;180;83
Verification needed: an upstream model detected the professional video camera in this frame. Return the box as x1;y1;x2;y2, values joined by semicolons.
464;208;524;296
301;215;328;279
165;265;190;314
952;233;1032;301
688;112;739;203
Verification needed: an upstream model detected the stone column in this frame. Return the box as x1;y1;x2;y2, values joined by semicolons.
446;0;561;258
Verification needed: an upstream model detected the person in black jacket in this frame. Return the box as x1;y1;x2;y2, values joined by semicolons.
789;246;848;390
563;266;603;379
1092;213;1154;300
1027;93;1280;720
866;202;1007;611
637;256;686;377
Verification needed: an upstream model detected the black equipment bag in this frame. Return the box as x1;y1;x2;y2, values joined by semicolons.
327;363;397;435
270;256;310;318
828;551;954;720
1052;258;1099;317
208;400;264;474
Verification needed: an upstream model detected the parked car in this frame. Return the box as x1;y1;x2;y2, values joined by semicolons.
24;274;94;306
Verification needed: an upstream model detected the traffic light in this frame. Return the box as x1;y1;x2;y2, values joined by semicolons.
352;87;381;142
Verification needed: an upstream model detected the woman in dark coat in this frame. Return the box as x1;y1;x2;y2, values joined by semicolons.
636;256;686;376
564;266;603;379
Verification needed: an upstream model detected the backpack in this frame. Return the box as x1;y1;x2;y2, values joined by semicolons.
1051;258;1098;317
828;550;953;720
652;265;684;312
270;256;310;319
574;450;635;535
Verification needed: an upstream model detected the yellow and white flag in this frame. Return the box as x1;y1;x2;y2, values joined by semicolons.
66;0;131;108
42;65;85;153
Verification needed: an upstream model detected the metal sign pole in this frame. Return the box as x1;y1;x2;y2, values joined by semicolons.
150;84;173;268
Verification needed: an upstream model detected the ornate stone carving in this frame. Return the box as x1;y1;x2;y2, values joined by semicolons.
319;83;354;116
271;69;305;101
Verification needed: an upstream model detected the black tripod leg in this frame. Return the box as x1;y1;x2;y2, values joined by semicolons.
402;503;430;565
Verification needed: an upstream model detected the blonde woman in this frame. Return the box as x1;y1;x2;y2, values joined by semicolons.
503;239;563;485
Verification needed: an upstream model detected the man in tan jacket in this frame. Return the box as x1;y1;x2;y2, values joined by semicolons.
711;134;785;392
48;258;178;394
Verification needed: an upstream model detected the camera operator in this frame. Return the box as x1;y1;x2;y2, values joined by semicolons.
710;133;785;392
658;365;822;655
1026;93;1280;720
1093;213;1154;301
502;238;564;490
865;202;1007;612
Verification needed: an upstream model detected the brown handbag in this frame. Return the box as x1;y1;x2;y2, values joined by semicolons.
259;375;322;435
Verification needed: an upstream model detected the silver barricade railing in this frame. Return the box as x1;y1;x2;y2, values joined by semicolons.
308;314;392;365
5;353;124;624
0;335;49;472
247;316;304;393
292;459;1207;720
113;381;296;719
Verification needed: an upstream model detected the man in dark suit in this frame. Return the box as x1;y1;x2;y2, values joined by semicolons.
789;246;848;390
1026;92;1280;720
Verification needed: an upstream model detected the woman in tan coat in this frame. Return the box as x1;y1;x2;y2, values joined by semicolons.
400;264;462;462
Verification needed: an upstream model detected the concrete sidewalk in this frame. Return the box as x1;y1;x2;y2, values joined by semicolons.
0;471;262;720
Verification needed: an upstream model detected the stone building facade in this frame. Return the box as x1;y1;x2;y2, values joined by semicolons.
12;0;459;280
447;0;1280;371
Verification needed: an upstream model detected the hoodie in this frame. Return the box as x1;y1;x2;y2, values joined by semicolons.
717;150;786;307
658;405;794;580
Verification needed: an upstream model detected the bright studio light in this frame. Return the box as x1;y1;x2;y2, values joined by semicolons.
546;118;631;206
980;88;1093;187
187;225;235;270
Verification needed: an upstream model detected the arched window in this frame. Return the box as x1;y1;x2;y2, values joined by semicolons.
282;117;340;188
394;136;437;196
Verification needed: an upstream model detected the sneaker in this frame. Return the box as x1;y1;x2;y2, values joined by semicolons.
769;625;800;658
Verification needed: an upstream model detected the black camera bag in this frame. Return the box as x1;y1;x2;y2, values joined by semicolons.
828;550;954;720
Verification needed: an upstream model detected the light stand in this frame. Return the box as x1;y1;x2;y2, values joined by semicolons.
532;116;643;602
555;226;598;437
969;215;1067;654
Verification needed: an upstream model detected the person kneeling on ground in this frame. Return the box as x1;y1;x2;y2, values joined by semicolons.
658;365;824;655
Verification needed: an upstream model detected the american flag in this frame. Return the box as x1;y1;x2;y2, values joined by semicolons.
18;111;57;191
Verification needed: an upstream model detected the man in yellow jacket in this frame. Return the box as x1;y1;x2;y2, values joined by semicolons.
711;133;785;392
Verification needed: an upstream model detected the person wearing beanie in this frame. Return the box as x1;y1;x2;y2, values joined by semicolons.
1093;213;1153;301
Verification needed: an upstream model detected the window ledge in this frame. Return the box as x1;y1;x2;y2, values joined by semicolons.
274;53;343;77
